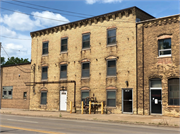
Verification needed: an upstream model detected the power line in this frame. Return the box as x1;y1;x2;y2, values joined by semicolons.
1;45;31;72
12;0;94;17
0;35;31;40
1;0;88;19
0;7;70;23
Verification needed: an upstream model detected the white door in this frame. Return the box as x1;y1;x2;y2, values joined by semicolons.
60;91;67;111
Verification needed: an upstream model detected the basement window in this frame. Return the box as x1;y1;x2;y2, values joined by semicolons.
23;92;27;99
81;91;89;106
2;86;13;99
61;38;68;52
107;90;116;107
158;38;171;56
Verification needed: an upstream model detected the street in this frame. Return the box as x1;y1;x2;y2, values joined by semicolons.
0;114;180;134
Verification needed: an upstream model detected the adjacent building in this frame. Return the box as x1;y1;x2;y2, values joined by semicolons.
1;63;31;109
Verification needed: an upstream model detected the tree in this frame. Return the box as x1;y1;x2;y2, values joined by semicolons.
1;57;5;65
3;57;30;65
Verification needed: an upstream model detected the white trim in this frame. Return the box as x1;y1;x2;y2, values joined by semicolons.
150;87;162;90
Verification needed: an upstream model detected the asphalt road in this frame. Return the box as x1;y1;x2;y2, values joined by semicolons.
0;114;180;134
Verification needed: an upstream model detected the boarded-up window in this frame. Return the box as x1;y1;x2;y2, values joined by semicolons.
60;65;67;79
42;66;48;80
82;63;90;77
168;78;179;106
107;60;116;76
2;86;13;99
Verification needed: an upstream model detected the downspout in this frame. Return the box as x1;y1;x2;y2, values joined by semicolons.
136;23;138;114
74;81;76;113
142;24;145;115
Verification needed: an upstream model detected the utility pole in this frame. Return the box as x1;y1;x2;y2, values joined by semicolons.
0;42;1;109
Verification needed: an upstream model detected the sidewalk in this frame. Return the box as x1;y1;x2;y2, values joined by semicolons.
0;108;180;128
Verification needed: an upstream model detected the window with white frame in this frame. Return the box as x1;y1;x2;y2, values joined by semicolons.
2;86;13;99
107;90;116;107
158;38;171;56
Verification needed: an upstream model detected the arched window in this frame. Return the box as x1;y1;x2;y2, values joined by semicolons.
168;78;179;105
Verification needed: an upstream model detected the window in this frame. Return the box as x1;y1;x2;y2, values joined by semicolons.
107;29;116;45
107;60;116;76
42;42;48;55
158;38;171;56
23;92;27;99
82;62;90;77
81;91;89;106
150;79;162;88
42;66;48;80
60;64;67;79
107;91;116;107
82;34;90;49
61;38;68;52
2;86;13;99
41;91;47;105
168;78;179;105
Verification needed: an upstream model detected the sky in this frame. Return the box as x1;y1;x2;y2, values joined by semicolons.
0;0;179;61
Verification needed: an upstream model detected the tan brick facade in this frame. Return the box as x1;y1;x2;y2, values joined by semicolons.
137;15;180;116
29;7;154;113
1;63;31;109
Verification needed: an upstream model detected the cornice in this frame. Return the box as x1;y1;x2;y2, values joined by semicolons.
30;7;136;38
138;15;180;28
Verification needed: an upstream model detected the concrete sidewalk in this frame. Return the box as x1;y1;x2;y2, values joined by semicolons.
0;108;180;128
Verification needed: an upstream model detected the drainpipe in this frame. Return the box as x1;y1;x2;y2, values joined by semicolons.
142;24;145;115
136;24;138;115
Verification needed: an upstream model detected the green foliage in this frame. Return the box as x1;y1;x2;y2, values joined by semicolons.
2;56;30;65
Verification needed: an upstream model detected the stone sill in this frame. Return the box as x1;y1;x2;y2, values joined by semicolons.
81;77;90;80
41;79;48;82
42;54;48;57
106;76;117;78
106;44;117;47
157;55;172;58
60;51;68;54
82;48;91;51
105;107;117;109
167;105;180;108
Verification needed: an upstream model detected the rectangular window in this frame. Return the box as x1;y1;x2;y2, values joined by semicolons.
2;86;13;99
158;38;171;56
60;64;67;79
82;62;90;77
107;60;116;76
42;42;48;55
23;92;27;99
81;91;89;106
107;29;116;45
168;79;179;106
42;66;48;80
82;34;90;49
107;91;116;107
41;92;47;105
61;38;68;52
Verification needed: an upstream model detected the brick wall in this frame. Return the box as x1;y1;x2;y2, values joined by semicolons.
1;63;31;109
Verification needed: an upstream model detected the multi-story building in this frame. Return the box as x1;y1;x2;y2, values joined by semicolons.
137;14;180;117
1;63;31;109
29;6;153;113
29;6;180;116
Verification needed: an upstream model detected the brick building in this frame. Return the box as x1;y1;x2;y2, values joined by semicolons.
1;63;31;109
137;14;180;117
29;6;179;116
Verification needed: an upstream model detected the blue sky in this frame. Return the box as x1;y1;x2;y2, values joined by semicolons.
0;0;179;61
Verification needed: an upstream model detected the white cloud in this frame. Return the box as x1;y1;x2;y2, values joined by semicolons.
0;25;17;37
32;11;70;27
86;0;123;4
1;11;70;31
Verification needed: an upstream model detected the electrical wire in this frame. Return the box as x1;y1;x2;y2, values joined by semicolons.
12;0;94;17
1;45;31;72
0;35;31;40
1;0;88;19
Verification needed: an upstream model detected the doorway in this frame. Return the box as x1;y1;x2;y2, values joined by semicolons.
122;89;133;113
60;90;67;111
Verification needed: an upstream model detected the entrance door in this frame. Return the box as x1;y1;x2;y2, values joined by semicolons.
60;91;67;111
122;89;132;113
151;90;162;114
